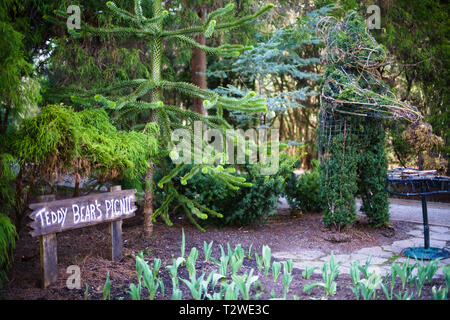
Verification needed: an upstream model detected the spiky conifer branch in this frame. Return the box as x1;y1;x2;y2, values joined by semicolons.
54;0;273;229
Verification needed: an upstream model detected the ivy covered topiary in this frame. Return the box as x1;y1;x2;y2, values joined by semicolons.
316;10;420;230
319;128;359;229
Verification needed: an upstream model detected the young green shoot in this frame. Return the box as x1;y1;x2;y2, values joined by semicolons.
302;266;318;280
247;244;254;259
262;245;272;277
303;252;341;297
203;241;214;262
102;271;112;300
272;261;281;283
186;247;199;281
232;269;259;300
282;261;293;298
84;283;89;300
255;252;263;273
219;255;229;277
358;272;382;300
181;228;186;259
432;286;447;300
127;282;142;300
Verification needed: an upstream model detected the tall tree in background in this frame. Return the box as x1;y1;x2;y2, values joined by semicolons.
189;2;208;116
0;1;41;136
207;6;329;168
183;0;264;116
375;0;449;169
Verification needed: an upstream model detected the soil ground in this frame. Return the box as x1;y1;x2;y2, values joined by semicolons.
1;209;447;300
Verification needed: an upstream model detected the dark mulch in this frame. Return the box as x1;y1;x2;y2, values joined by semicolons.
0;210;446;300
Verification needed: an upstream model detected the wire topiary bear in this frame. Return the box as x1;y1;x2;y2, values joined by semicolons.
315;11;421;230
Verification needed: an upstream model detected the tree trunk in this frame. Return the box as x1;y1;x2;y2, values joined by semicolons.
143;162;154;237
191;8;207;116
73;173;80;197
142;0;163;238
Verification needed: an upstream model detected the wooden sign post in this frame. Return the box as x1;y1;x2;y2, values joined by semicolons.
37;194;57;289
108;185;123;261
28;187;137;288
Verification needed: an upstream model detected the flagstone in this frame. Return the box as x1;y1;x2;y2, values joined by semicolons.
349;254;388;266
429;226;450;234
355;246;395;259
429;232;450;241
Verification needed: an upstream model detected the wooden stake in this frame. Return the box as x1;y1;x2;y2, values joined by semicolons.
108;185;123;261
37;194;57;288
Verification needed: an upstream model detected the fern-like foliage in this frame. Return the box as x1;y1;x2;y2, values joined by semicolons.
0;214;16;287
0;153;18;287
13;104;159;183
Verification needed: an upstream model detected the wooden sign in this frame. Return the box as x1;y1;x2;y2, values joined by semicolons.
28;189;137;237
28;187;137;288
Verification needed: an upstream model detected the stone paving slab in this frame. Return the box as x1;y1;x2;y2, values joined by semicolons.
354;246;394;259
349;254;387;266
279;197;450;226
273;226;450;276
291;260;323;273
430;233;450;241
429;226;450;233
275;197;450;277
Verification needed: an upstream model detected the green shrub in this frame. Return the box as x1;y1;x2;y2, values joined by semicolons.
285;159;323;213
12;104;159;183
0;153;17;216
154;153;298;227
0;214;17;287
319;131;359;229
0;153;18;287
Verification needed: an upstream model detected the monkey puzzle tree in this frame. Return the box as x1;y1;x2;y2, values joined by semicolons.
52;0;274;235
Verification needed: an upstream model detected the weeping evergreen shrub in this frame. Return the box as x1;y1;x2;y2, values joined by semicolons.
12;104;159;184
0;104;159;285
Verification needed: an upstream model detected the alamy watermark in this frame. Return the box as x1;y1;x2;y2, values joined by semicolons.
66;265;81;289
366;4;381;30
65;3;381;31
66;5;81;30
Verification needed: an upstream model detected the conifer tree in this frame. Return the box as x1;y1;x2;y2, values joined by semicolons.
52;0;274;234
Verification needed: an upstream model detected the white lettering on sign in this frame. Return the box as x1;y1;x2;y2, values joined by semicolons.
34;196;134;229
35;207;67;228
104;196;133;219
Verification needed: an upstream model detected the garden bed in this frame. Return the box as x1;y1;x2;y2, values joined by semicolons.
0;210;446;300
